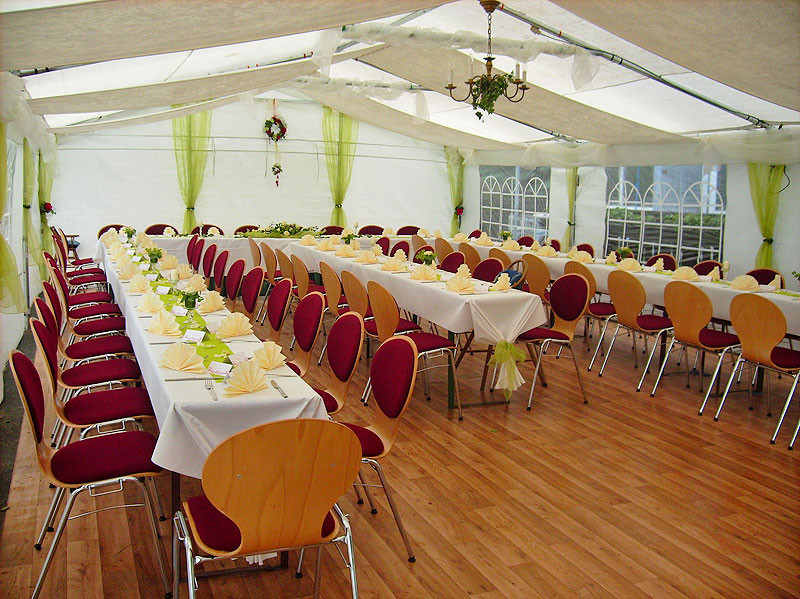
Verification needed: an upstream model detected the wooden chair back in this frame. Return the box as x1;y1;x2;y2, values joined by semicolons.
366;281;401;342
746;268;785;288
548;274;591;341
521;254;551;301
320;262;346;317
411;234;426;254
201;419;362;555
144;223;173;235
645;253;677;271
607;270;647;330
729;293;787;369
247;238;262;268
434;237;454;263
259;242;280;284
275;249;294;288
694;260;722;276
504;259;528;289
290;255;313;298
262;279;292;341
289;292;325;376
341;271;369;318
564;261;598;301
663;281;712;348
459;242;482;271
323;312;365;415
489;248;511;268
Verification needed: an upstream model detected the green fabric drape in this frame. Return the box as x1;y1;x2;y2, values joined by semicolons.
172;110;212;234
22;140;45;282
747;163;785;269
322;107;358;227
0;123;26;313
38;151;54;260
563;167;578;248
445;147;464;237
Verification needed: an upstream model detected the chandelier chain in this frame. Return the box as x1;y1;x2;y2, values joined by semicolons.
487;12;493;58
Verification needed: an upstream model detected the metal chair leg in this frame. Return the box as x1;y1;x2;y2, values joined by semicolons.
317;340;328;366
698;347;733;415
637;330;666;391
313;546;323;599
598;324;621;377
296;548;306;578
714;356;744;421
770;374;799;444
35;486;65;549
568;343;588;404
357;471;378;514
361;377;372;406
526;342;545;411
789;411;800;450
32;488;81;599
366;459;415;562
587;317;612;371
650;337;677;397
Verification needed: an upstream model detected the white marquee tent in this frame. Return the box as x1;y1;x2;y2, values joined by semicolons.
1;0;799;386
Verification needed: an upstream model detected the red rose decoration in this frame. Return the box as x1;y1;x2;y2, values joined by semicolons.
455;207;464;216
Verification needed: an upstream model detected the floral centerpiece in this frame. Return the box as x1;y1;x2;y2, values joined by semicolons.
793;270;800;284
181;290;200;310
145;247;163;264
264;109;287;186
240;222;318;239
415;249;436;266
616;246;634;259
500;230;512;241
123;226;136;238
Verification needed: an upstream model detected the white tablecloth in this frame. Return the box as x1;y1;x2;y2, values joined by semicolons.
98;244;327;478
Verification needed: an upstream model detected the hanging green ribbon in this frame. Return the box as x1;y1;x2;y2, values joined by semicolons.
0;123;26;314
489;340;527;400
445;146;464;237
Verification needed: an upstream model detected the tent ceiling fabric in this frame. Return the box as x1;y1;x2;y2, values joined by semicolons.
26;47;382;115
549;0;800;112
299;88;518;151
0;0;451;71
361;45;687;145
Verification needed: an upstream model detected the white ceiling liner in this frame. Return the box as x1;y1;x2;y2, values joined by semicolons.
26;47;382;115
361;45;685;145
0;0;452;70
549;0;800;111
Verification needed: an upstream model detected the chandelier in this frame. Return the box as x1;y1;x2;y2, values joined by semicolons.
445;0;529;120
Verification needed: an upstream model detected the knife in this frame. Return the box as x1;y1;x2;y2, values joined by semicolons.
271;379;288;398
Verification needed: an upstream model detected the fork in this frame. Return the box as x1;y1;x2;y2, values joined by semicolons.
204;379;219;401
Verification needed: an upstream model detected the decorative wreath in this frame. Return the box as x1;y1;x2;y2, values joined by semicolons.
264;116;287;141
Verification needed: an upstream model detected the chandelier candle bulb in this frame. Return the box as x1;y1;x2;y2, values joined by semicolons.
449;68;454;85
515;63;521;79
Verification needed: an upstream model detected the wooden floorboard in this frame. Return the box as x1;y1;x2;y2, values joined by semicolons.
1;309;798;599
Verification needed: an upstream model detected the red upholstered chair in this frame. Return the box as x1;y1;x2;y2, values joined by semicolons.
746;268;785;288
517;235;534;247
9;351;169;599
366;281;461;418
320;225;344;235
599;270;674;391
336;336;419;562
234;224;259;234
286;292;326;377
48;262;114;311
172;419;361;599
375;236;390;256
186;234;199;263
97;224;125;238
515;273;591;410
53;235;95;272
312;312;365;415
240;267;265;321
548;239;561;251
563;261;616;371
576;243;595;257
255;242;281;320
42;280;125;343
439;251;465;273
191;224;224;235
390;240;410;257
212;249;228;291
468;229;482;239
224;259;245;308
358;224;384;235
397;225;420;235
412;244;435;263
201;242;217;282
144;223;173;235
49;246;106;283
694;260;722;276
645;253;677;271
473;258;504;282
260;278;293;342
650;281;740;413
190;238;205;272
290;254;326;299
716;293;800;449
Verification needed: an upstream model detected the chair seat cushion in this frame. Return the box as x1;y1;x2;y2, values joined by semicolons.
637;314;672;332
292;283;325;297
315;388;339;413
65;335;134;360
519;327;569;342
68;303;121;319
286;361;301;376
69;257;94;266
69;273;107;285
61;358;141;387
67;267;104;277
364;318;420;337
772;346;800;370
698;328;739;349
404;332;455;353
67;291;113;306
74;317;126;336
50;430;160;484
185;495;335;553
588;302;616;317
63;387;154;425
342;422;384;457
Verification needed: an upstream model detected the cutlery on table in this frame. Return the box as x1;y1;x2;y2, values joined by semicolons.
271;379;288;398
204;379;219;401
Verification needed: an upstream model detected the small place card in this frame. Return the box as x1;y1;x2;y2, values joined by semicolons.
171;305;188;316
182;329;205;344
155;285;171;294
146;273;160;281
207;361;233;377
126;249;136;256
131;255;142;263
122;242;132;248
228;352;248;367
139;263;150;271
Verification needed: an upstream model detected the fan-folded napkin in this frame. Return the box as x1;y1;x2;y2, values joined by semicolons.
475;233;494;246
350;239;361;250
335;244;356;257
176;263;193;279
341;227;354;237
453;232;468;242
159;342;206;373
455;263;472;278
653;258;665;271
393;249;407;263
537;246;557;257
708;266;721;281
501;239;521;251
207;227;221;236
138;292;164;313
446;274;475;293
770;274;782;289
384;228;395;236
410;265;437;281
197;291;225;314
617;258;642;271
119;262;139;280
184;274;207;293
730;274;760;291
492;273;512;291
329;235;342;245
419;228;431;237
160;254;179;270
571;251;593;263
316;239;334;251
216;312;253;338
356;250;378;264
128;273;151;293
372;243;384;255
672;266;699;281
163;227;176;237
433;229;443;238
148;310;182;336
300;234;316;246
381;256;406;272
224;360;269;396
253;341;286;370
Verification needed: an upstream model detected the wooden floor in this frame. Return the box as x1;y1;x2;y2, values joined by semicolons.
2;308;799;599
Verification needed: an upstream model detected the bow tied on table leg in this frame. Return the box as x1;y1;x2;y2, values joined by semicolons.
489;340;527;400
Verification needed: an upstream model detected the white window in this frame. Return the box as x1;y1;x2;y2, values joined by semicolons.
479;166;550;241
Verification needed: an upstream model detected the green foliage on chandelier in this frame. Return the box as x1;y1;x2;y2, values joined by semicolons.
471;73;514;120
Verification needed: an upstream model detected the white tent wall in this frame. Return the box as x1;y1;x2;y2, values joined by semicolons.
49;99;455;258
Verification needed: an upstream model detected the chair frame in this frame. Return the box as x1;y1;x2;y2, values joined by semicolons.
458;242;482;271
287;291;326;377
434;237;454;263
260;279;293;342
488;247;512;268
317;312;365;415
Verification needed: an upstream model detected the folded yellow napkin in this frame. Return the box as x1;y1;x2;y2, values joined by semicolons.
446;275;475;293
394;249;407;263
341;227;355;237
184;274;207;293
455;263;472;278
770;274;781;289
101;230;119;245
722;260;730;272
335;244;356;257
141;237;157;250
729;274;760;291
381;256;406;272
419;228;430;237
653;258;665;271
433;229;443;238
128;273;151;293
350;239;361;251
159;342;206;373
672;266;699;281
410;264;438;281
197;290;225;314
501;239;521;251
709;266;721;281
159;254;179;270
138;292;164;313
148;310;182;336
135;232;149;246
224;360;269;396
163;227;176;237
253;341;286;370
110;245;126;261
207;227;221;237
329;235;342;245
491;273;512;291
316;239;334;251
119;262;139;280
116;254;133;269
618;257;642;272
571;251;593;264
475;233;494;246
176;263;193;280
453;232;468;242
372;244;384;256
567;246;578;258
356;250;378;264
529;239;541;251
537;246;557;257
605;251;618;264
300;234;316;246
216;312;253;338
384;228;396;236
